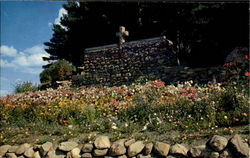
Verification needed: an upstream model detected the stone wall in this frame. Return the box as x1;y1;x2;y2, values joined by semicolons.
73;36;177;86
1;134;249;158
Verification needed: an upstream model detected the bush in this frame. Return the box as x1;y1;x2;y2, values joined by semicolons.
40;60;76;83
14;81;38;93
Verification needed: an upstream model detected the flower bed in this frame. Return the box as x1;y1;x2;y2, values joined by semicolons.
0;79;249;145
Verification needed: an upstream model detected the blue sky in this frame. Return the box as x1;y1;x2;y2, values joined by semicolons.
0;1;66;96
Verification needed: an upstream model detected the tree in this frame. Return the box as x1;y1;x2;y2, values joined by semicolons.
43;2;249;67
40;60;76;83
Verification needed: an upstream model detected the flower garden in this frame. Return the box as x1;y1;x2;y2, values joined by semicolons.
0;75;249;145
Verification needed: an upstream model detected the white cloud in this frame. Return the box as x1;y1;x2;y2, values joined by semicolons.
48;8;68;30
23;45;46;54
0;45;17;57
0;45;49;74
54;8;68;25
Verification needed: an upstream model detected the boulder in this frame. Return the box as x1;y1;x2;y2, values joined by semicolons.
188;145;206;157
154;142;170;156
143;143;153;155
0;145;11;156
219;148;233;158
47;149;65;158
16;143;31;155
81;153;92;158
229;134;249;158
82;143;93;153
170;144;188;156
58;141;78;152
118;155;128;158
40;142;53;156
93;149;108;157
125;139;136;147
128;141;145;157
8;146;19;153
24;147;34;158
137;154;151;158
94;136;111;149
33;151;41;158
207;152;220;158
70;148;81;158
5;153;17;158
109;139;127;156
208;135;228;151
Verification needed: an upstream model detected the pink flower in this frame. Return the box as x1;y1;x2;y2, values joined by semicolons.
182;133;187;137
241;113;248;116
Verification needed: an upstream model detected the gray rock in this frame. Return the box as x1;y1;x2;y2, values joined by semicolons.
188;145;206;157
24;147;34;158
94;136;111;149
0;145;11;156
8;146;19;153
118;155;127;158
59;142;78;152
93;149;108;157
70;148;81;158
125;139;136;147
33;151;41;158
143;143;153;155
82;143;93;153
47;149;66;158
5;153;17;158
219;148;233;158
229;134;249;158
109;139;127;156
81;153;92;158
209;135;228;151
16;143;31;155
154;142;170;156
40;142;53;156
128;141;145;157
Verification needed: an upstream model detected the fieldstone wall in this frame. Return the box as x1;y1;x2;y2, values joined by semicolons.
73;37;177;86
1;134;249;158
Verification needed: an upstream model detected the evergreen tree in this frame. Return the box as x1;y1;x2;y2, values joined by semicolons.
43;2;249;67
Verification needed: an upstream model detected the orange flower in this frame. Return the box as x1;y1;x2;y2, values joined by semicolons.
245;72;250;76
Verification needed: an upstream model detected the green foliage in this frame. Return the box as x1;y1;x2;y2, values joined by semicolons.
40;60;76;83
14;81;38;94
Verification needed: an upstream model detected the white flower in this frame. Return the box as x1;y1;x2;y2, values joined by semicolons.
142;122;149;131
125;123;128;127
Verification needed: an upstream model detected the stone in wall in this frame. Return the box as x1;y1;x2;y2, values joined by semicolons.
73;36;177;86
1;134;249;158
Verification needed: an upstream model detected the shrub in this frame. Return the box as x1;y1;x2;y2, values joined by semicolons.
40;60;76;83
14;81;38;93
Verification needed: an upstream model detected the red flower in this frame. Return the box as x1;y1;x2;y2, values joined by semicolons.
244;55;249;59
154;80;165;88
245;72;250;77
